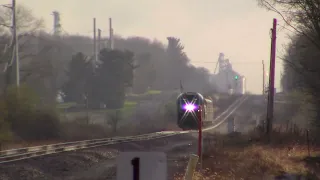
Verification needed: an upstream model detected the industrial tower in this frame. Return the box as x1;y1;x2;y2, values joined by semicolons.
52;11;62;36
213;53;246;94
107;18;114;50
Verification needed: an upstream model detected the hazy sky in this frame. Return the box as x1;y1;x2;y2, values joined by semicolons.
5;0;292;94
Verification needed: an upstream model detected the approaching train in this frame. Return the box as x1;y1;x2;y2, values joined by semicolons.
176;92;214;130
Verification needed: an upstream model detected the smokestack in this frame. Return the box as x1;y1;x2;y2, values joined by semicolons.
109;18;114;50
98;29;101;52
52;11;61;36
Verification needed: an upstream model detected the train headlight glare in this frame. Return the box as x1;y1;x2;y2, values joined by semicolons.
183;104;196;111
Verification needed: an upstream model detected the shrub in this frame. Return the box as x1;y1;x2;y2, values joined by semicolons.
0;84;61;141
0;117;12;149
60;121;109;141
26;108;61;140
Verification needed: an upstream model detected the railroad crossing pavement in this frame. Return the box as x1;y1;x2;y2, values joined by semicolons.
61;139;196;180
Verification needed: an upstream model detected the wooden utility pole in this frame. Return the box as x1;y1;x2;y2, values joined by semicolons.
88;18;97;110
262;60;265;95
93;18;97;69
266;18;277;137
3;0;19;88
12;0;19;87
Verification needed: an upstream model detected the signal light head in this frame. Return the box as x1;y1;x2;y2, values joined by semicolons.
234;75;239;80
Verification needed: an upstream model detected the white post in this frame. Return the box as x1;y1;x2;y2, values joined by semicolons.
184;154;199;180
255;114;263;128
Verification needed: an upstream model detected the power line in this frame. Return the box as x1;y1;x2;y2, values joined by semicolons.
191;61;284;64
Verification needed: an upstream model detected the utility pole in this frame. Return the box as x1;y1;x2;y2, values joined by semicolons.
3;0;19;87
93;18;97;69
266;18;277;137
98;29;101;52
280;70;283;92
12;0;19;87
262;60;265;95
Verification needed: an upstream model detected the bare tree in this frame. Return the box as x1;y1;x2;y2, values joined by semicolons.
0;4;44;34
258;0;320;84
258;0;320;131
0;5;51;93
258;0;320;49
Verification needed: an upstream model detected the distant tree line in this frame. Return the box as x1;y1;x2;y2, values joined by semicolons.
61;36;216;109
0;4;217;143
0;8;216;109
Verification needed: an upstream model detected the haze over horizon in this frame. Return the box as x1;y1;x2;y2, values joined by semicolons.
3;0;292;94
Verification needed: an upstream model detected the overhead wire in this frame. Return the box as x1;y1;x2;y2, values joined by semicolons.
191;61;284;64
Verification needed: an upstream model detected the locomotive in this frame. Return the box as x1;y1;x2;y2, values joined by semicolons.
176;92;214;130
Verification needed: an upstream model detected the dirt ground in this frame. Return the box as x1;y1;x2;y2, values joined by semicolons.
0;134;197;180
174;132;320;180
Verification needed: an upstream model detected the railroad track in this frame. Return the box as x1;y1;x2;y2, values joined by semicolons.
0;95;248;164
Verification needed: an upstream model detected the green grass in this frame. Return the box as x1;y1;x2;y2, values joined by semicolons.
124;101;137;107
58;100;137;110
106;101;137;118
146;90;161;95
57;102;77;109
94;101;137;112
62;100;138;119
127;89;162;97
